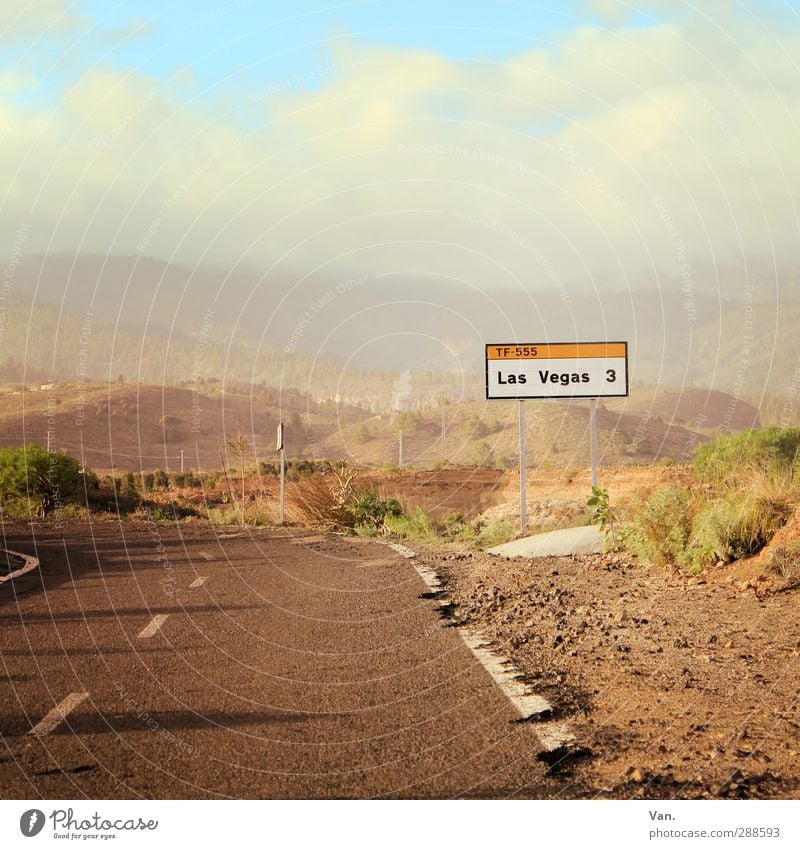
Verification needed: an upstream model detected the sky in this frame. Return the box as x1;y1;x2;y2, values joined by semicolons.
3;0;800;305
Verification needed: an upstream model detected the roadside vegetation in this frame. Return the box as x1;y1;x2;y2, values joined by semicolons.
0;444;97;518
10;425;798;574
617;427;800;574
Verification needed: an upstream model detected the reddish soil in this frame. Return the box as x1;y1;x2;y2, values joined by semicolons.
0;382;358;472
362;464;692;522
415;543;800;799
615;387;761;432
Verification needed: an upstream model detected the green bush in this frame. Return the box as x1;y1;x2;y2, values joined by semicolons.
683;492;792;570
200;471;220;489
383;506;434;540
348;492;404;529
286;459;320;480
469;518;516;548
207;507;241;525
0;494;36;518
624;485;693;566
693;427;800;484
169;470;200;489
0;445;89;517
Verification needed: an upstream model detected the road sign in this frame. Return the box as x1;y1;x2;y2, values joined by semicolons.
485;341;628;400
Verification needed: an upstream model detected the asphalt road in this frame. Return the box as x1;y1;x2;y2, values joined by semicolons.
0;521;551;798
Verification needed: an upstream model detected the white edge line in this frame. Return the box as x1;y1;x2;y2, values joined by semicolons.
29;692;89;736
0;549;39;584
137;614;169;639
385;541;576;753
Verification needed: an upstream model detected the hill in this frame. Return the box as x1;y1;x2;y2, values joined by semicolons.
5;254;800;412
0;380;719;473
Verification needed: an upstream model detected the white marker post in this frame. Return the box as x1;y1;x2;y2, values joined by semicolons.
485;342;629;525
277;421;285;525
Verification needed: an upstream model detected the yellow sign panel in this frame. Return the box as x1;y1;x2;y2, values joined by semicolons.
485;341;629;400
486;342;627;360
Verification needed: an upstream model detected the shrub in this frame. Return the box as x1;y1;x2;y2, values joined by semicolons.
286;459;320;479
244;496;275;527
684;491;792;570
200;471;220;489
587;485;612;530
624;485;693;566
432;511;468;539
383;506;433;540
561;466;578;484
207;507;241;525
348;492;404;529
52;503;87;520
288;476;352;527
693;427;800;485
768;539;800;590
0;445;89;517
472;518;516;548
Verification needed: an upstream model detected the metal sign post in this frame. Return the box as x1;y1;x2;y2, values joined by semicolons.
589;399;599;487
519;400;527;533
277;422;285;525
485;342;629;530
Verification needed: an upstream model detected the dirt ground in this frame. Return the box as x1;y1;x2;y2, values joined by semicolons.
413;542;800;799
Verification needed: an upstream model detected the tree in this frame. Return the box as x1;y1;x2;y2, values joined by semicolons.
0;445;87;516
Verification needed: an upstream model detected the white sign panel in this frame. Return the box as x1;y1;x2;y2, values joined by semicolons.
485;342;629;400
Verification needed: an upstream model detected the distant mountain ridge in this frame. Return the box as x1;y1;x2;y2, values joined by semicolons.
2;253;798;410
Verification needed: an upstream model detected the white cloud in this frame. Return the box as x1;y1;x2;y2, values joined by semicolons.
0;1;89;42
1;5;799;303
